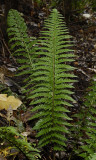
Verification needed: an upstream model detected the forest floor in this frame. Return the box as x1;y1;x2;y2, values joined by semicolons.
0;1;96;160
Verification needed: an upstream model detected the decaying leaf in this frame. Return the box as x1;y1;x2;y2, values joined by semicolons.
0;94;22;110
0;66;14;84
0;94;7;101
21;131;30;137
0;73;4;83
0;147;18;158
0;66;14;77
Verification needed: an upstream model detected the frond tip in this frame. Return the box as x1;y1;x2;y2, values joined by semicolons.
31;9;76;151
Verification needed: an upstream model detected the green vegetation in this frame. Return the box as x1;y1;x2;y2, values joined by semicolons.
7;9;76;159
0;7;96;160
33;0;96;15
72;77;96;160
7;9;36;95
30;9;76;153
0;126;40;160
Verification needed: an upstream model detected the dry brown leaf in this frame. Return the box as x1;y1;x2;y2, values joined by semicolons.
0;66;14;77
0;73;4;83
0;66;14;84
0;94;7;101
0;94;22;110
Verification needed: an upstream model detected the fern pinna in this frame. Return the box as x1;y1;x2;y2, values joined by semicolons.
7;9;36;93
30;9;76;152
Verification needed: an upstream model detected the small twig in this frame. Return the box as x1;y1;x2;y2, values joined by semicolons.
31;0;34;9
2;38;17;64
1;40;5;57
0;28;17;64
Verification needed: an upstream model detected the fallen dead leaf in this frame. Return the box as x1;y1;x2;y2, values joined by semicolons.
0;94;22;110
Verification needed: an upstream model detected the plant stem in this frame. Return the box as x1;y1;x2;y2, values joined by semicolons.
52;150;55;160
59;151;61;160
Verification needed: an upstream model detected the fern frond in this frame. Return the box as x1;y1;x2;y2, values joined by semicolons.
73;76;96;160
31;9;76;151
7;9;36;92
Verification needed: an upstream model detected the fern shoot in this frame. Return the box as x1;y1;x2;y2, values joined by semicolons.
30;9;76;157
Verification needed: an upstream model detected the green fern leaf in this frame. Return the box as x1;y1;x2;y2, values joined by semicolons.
7;9;36;92
73;76;96;160
30;9;76;151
